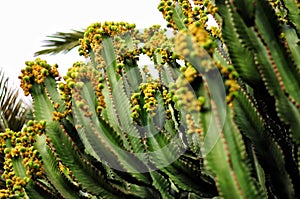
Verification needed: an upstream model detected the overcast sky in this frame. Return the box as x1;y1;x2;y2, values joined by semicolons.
0;0;166;88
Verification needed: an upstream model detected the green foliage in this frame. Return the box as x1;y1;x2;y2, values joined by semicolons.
1;0;299;198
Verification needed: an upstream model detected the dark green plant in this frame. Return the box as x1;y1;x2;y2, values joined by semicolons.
0;0;299;198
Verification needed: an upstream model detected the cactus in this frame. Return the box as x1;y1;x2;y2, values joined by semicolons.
0;0;299;198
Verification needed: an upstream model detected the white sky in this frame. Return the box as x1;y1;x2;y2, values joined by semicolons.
0;0;166;89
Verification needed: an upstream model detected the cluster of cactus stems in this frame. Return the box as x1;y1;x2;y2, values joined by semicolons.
0;0;299;198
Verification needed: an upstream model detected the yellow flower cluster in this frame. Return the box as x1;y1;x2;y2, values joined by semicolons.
95;80;106;116
215;62;240;104
154;48;176;66
269;0;289;24
0;120;46;198
141;82;160;114
188;22;216;56
52;62;91;121
182;64;200;83
177;0;194;26
130;92;142;121
79;22;136;58
185;114;202;135
55;81;72;121
162;87;174;119
173;76;202;113
174;29;192;58
193;0;218;18
19;58;59;96
130;82;174;122
158;0;218;29
174;26;216;72
117;49;142;67
62;62;106;118
139;25;174;65
157;0;177;29
208;26;222;39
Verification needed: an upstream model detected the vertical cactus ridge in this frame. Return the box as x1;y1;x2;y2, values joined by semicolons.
203;100;247;198
216;0;262;86
255;0;300;104
34;135;81;199
233;88;295;198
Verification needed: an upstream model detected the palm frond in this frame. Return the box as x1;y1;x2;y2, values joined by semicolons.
34;30;84;56
0;69;31;132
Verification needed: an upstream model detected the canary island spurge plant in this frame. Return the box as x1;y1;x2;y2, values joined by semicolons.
0;0;299;198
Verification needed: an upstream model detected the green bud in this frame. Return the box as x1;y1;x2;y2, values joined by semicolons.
39;120;46;127
71;72;78;79
20;147;26;153
4;148;10;154
24;177;31;183
6;179;12;186
27;120;34;126
194;6;200;12
182;3;188;9
88;27;94;33
167;10;174;16
158;6;164;12
12;185;22;192
183;18;189;24
23;76;30;82
94;34;101;41
117;63;124;68
231;71;239;78
166;16;171;21
22;136;28;142
134;105;141;111
180;66;187;72
227;65;234;72
98;83;104;89
167;23;173;28
232;91;238;97
25;65;32;72
131;112;138;119
158;2;165;7
79;50;85;56
33;163;40;169
25;61;33;66
68;81;75;89
84;38;90;44
198;96;206;105
58;83;65;91
61;94;66;101
195;21;201;27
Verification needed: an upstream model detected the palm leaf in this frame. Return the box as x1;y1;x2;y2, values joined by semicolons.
34;30;84;56
0;69;30;132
